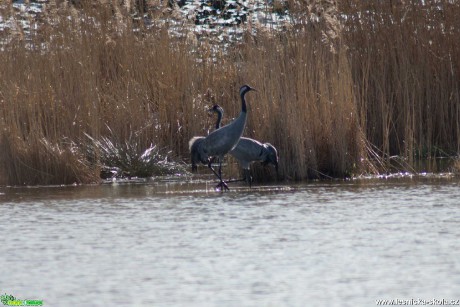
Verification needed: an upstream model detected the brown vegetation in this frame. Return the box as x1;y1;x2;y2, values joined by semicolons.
342;0;460;165
0;0;458;185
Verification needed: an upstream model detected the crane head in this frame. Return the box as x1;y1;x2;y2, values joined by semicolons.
208;104;224;116
239;85;257;97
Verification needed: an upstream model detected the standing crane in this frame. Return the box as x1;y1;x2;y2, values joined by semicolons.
189;85;256;190
207;104;279;186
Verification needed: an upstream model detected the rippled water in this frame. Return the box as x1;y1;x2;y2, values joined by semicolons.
1;177;460;306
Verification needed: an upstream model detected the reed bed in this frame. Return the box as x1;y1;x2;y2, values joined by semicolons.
342;0;460;165
0;0;458;185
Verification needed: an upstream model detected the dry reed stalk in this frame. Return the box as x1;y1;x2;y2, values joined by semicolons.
0;1;239;184
342;0;460;166
1;0;458;185
0;0;368;184
228;24;365;180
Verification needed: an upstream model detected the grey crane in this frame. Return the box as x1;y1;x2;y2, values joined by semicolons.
207;104;279;186
189;85;256;190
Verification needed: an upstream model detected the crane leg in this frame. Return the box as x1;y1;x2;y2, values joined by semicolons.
208;160;229;191
244;169;253;188
217;160;230;191
223;169;252;187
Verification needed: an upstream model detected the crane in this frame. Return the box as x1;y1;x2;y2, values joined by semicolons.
190;105;279;186
189;85;256;190
207;104;279;186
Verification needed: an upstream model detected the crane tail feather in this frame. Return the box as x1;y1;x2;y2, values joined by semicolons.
189;137;204;151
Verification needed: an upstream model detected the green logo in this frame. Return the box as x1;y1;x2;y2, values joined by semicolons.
1;294;43;306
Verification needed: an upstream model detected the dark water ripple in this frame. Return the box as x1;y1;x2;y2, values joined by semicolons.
1;179;459;306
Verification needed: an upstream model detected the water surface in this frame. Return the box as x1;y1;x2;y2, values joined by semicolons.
1;177;460;306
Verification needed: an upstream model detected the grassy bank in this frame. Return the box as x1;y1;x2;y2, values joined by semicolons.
0;1;458;185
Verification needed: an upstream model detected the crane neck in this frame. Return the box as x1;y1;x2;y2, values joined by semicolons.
240;91;248;113
215;109;223;129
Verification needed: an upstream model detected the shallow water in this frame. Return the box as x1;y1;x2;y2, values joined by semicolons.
1;177;460;306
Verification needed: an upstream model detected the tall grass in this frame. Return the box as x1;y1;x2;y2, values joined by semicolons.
234;31;362;180
342;0;460;165
0;0;458;185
